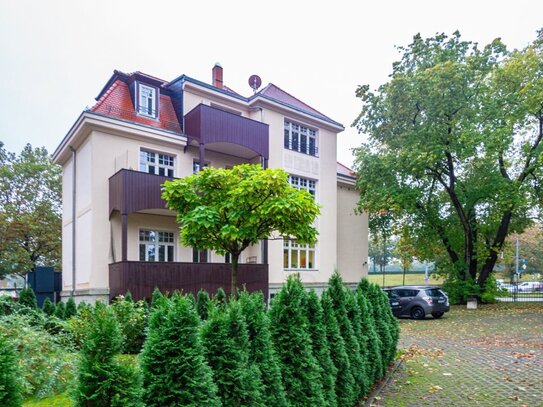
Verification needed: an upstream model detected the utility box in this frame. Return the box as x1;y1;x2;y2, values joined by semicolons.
467;294;478;310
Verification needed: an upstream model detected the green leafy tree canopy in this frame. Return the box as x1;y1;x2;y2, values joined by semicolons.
162;164;320;295
353;31;543;291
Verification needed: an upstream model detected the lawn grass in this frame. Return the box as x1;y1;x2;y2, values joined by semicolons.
23;393;72;407
367;273;444;287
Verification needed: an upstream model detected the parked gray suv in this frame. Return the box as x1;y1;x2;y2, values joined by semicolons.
383;286;450;320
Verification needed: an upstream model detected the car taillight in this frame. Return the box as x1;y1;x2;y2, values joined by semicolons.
422;296;433;304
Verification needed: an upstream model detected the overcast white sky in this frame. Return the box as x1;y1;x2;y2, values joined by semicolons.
1;0;541;167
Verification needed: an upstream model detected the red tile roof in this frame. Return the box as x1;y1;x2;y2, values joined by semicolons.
91;80;181;133
337;162;356;178
255;83;335;123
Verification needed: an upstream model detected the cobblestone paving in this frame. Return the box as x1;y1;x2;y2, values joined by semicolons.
372;303;543;407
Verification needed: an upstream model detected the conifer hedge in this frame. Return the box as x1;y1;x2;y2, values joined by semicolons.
42;297;55;316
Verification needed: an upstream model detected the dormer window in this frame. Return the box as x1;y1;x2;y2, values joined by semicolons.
137;83;157;118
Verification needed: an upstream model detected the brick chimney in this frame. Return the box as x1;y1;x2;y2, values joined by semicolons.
212;63;223;88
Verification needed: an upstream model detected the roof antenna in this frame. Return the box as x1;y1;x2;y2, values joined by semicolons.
248;74;262;94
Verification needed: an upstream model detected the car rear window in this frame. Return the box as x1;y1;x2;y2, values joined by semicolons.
425;289;444;297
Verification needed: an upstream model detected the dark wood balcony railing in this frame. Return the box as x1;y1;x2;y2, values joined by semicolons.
109;261;269;301
109;169;174;216
185;104;269;160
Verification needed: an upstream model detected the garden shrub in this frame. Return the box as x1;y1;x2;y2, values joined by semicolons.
269;274;325;406
0;294;19;315
54;301;66;320
305;289;338;407
239;290;288;407
42;297;55;316
0;332;23;407
196;289;211;320
150;287;163;308
326;272;369;398
355;289;384;381
140;294;220;407
65;297;77;319
214;287;227;309
201;299;264;406
0;313;76;400
321;291;356;407
74;301;142;407
111;296;147;354
66;303;94;350
18;287;37;310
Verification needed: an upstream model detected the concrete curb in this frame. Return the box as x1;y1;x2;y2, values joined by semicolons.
364;359;404;406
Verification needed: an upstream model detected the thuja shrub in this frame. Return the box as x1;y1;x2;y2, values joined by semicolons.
321;291;356;407
305;289;338;407
65;297;77;319
42;297;56;316
201;300;263;406
355;289;384;381
0;332;23;407
74;301;142;407
54;301;66;320
269;274;325;406
196;289;211;321
375;285;400;361
326;272;369;399
111;295;147;354
18;287;37;310
140;294;220;407
239;290;288;407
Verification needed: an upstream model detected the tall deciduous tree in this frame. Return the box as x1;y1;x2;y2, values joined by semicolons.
0;143;61;278
162;164;319;295
353;31;543;294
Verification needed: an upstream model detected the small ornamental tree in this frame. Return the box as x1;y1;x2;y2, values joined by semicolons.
162;164;320;296
201;300;263;406
140;294;220;407
65;297;77;319
18;287;37;309
321;291;356;407
54;301;66;320
355;289;384;381
196;289;211;321
269;274;325;406
326;272;369;398
42;297;55;316
239;290;288;407
0;333;22;407
74;302;142;407
305;289;338;407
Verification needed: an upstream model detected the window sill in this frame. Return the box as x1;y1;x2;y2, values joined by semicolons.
283;268;318;272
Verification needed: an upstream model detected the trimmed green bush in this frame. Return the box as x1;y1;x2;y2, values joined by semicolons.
74;301;142;406
150;287;163;308
112;297;147;354
355;289;384;381
54;301;65;320
196;289;211;320
65;297;77;319
140;294;220;406
269;274;325;406
239;290;288;407
321;291;356;407
326;272;369;398
42;297;56;316
18;287;37;310
214;287;227;309
0;332;22;406
305;289;338;407
201;300;263;406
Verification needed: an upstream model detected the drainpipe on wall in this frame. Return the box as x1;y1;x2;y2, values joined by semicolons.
69;146;76;298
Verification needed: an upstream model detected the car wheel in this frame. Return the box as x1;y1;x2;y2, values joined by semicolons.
411;306;425;320
431;312;444;319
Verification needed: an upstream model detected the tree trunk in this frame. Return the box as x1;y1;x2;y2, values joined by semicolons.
230;253;239;298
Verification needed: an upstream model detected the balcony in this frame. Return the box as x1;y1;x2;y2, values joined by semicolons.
109;261;269;301
185;104;269;160
109;169;174;217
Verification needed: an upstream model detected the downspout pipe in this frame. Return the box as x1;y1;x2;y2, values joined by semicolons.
69;146;76;298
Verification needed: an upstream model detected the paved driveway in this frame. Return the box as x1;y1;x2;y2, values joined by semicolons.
370;303;543;406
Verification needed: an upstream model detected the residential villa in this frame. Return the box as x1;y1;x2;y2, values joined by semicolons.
52;64;368;302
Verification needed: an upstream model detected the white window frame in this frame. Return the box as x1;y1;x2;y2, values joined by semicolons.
138;83;157;118
139;229;175;262
283;238;316;270
289;175;316;198
284;120;318;156
140;149;175;177
193;159;210;174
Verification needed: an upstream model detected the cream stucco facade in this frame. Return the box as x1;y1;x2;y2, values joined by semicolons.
53;68;368;302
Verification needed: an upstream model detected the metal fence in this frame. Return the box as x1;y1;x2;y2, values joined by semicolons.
496;281;543;302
